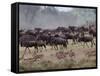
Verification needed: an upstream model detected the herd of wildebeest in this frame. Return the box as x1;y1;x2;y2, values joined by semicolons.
19;24;96;59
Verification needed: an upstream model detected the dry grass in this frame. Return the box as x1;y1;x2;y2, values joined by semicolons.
19;41;96;72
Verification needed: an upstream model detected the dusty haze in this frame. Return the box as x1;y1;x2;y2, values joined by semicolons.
19;5;96;30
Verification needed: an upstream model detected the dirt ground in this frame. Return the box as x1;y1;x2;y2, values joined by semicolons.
19;41;96;72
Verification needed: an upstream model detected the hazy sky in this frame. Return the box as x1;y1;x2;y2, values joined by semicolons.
19;5;96;30
55;7;73;12
40;6;74;12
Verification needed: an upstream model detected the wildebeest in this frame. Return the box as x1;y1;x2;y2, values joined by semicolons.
47;35;68;50
78;34;95;47
19;35;46;59
20;40;46;59
78;26;89;32
19;29;26;38
25;30;37;36
56;26;71;33
64;32;79;44
89;27;96;37
19;25;96;59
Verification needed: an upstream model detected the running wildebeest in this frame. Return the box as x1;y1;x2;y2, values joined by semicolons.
47;35;68;50
78;33;95;47
19;35;46;59
64;32;79;44
89;27;96;37
19;25;96;59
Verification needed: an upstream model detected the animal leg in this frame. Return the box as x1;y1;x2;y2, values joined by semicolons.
27;47;34;58
44;45;47;51
35;46;38;53
86;42;89;48
63;44;67;49
72;39;75;45
27;47;31;54
61;45;64;50
91;41;93;47
58;45;60;49
55;45;58;50
41;46;44;50
36;47;38;53
80;42;83;47
39;47;42;52
21;47;27;59
66;40;68;45
50;45;54;50
93;40;95;45
57;45;59;50
54;45;57;50
83;42;85;48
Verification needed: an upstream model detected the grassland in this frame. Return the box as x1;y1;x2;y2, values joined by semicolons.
19;40;96;72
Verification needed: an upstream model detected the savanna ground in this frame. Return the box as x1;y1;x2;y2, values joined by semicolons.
19;40;96;72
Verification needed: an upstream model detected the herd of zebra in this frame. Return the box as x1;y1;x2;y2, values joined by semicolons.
19;24;96;59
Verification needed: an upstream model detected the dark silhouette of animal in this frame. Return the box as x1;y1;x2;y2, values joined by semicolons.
56;26;71;33
20;41;35;59
19;35;46;59
89;28;96;37
20;40;46;59
25;30;37;36
68;26;78;33
48;36;68;50
65;33;79;44
19;25;96;58
37;34;50;43
19;29;25;38
78;35;95;47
